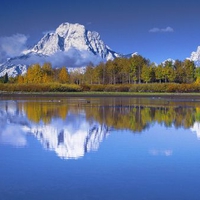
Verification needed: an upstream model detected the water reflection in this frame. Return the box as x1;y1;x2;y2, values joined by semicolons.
0;100;109;159
27;120;108;159
0;97;200;159
0;100;29;147
191;122;200;139
149;149;173;156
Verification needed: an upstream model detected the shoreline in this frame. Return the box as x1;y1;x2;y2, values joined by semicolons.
1;91;200;100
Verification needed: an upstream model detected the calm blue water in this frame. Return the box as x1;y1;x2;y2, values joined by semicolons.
1;97;200;200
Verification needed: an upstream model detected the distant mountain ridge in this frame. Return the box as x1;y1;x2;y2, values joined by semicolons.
0;22;122;77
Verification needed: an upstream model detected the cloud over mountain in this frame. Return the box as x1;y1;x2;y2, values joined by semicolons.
0;34;28;63
0;22;123;76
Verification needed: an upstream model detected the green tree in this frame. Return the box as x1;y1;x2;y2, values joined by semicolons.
195;67;200;83
119;58;130;84
42;63;54;83
84;64;95;84
3;73;9;83
93;62;106;84
105;58;121;84
183;59;195;83
129;55;149;84
162;60;176;82
155;65;163;83
141;64;154;83
174;60;184;83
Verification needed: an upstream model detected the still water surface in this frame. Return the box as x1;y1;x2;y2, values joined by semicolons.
1;96;200;200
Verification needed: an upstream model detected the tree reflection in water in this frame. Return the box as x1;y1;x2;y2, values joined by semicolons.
0;97;200;159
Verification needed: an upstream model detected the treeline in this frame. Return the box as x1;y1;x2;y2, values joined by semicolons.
17;63;70;84
82;56;199;85
4;54;200;85
1;54;200;92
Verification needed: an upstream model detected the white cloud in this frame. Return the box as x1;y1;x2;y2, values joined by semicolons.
0;33;103;68
12;48;103;68
0;34;28;63
149;27;160;33
149;26;174;33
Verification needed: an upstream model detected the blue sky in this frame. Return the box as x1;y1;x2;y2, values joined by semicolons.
0;0;200;64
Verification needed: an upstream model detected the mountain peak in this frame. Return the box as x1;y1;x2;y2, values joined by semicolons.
29;21;118;58
0;21;124;77
55;22;85;37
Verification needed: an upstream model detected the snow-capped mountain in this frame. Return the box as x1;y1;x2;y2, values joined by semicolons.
0;22;122;77
190;46;200;66
29;22;119;59
0;58;28;77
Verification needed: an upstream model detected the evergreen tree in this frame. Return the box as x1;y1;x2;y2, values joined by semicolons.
4;73;9;83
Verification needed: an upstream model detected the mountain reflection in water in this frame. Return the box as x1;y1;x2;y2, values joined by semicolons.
0;97;200;159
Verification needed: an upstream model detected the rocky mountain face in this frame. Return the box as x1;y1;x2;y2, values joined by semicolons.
29;22;120;59
0;22;121;77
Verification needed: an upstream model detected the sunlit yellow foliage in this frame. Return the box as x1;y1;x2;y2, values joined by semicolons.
58;67;70;84
17;75;24;84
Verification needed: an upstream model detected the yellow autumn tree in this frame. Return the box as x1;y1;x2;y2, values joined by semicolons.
58;67;69;84
17;75;24;84
42;63;54;83
25;64;43;83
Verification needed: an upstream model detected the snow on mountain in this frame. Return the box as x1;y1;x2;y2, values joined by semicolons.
0;22;123;77
0;59;27;77
190;46;200;66
30;22;119;59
